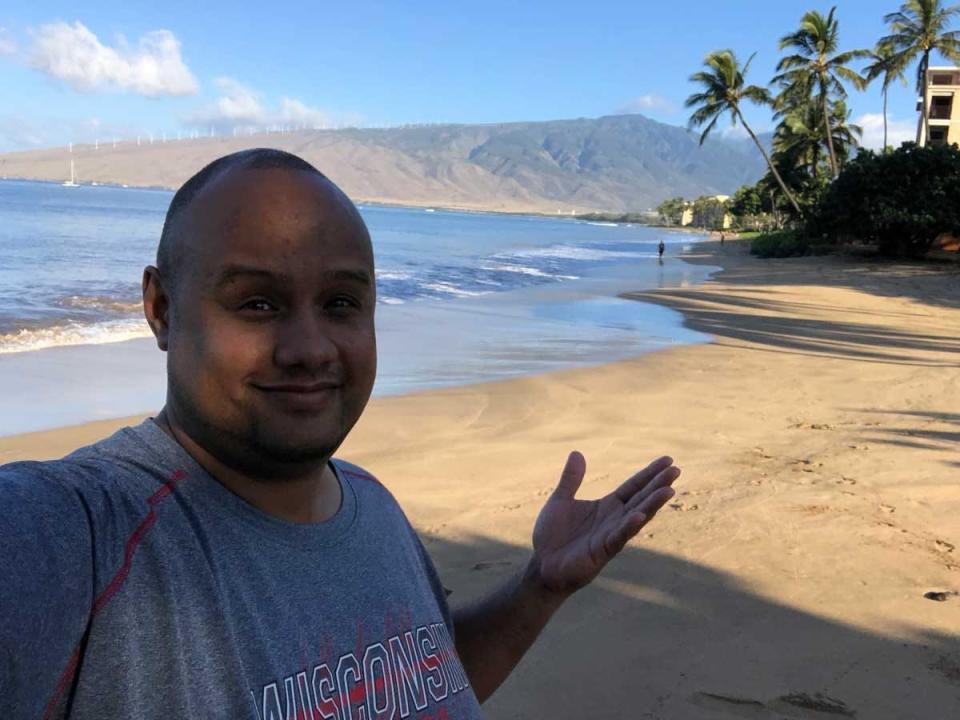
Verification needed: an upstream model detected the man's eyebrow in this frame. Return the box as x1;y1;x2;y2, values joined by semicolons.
213;265;283;288
213;265;372;288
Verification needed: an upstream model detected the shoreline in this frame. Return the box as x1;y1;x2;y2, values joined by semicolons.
3;238;959;717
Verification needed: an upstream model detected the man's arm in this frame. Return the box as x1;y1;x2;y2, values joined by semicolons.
452;452;679;702
0;463;95;719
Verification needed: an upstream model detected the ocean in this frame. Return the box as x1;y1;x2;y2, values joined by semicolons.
0;179;715;436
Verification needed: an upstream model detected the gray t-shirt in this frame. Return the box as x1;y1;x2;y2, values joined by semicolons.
0;419;482;719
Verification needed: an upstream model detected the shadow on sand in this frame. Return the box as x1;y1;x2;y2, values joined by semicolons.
422;531;960;719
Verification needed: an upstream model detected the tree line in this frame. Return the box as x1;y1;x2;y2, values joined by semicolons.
682;0;960;255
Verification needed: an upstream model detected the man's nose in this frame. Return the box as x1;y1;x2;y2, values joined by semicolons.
273;308;339;370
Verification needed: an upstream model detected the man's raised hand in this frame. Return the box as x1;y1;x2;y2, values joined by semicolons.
531;451;680;595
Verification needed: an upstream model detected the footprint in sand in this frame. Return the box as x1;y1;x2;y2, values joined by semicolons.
691;691;856;718
669;501;699;512
934;539;955;553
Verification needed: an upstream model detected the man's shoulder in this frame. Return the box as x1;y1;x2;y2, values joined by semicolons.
0;420;167;499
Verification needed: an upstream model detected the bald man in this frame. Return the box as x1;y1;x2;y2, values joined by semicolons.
0;149;680;719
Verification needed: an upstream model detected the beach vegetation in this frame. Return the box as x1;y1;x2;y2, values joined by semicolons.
655;197;687;225
863;43;911;152
685;50;804;217
750;229;814;257
808;142;960;257
773;7;868;179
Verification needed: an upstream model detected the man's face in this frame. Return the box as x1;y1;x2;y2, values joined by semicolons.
162;167;377;473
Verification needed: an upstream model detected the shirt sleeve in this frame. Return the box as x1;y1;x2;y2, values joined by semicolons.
0;461;95;719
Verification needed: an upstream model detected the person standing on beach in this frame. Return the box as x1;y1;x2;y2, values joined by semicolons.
0;149;680;719
658;239;666;260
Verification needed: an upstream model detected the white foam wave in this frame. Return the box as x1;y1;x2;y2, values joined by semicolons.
418;282;492;298
585;221;618;227
0;319;152;355
59;294;141;313
480;262;578;280
377;270;414;281
500;245;650;261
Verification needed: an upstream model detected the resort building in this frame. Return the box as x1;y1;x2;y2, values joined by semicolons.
919;67;960;147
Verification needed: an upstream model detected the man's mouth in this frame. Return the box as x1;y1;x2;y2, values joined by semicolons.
255;382;341;393
252;381;342;410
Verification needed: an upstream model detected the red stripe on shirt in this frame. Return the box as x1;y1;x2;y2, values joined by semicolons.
42;468;188;719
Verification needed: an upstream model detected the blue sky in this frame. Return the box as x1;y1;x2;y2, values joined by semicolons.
0;0;952;151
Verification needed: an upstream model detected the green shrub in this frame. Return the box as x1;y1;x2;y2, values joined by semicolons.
750;230;833;258
808;143;960;257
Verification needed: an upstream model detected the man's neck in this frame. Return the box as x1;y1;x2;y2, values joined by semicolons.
155;408;342;524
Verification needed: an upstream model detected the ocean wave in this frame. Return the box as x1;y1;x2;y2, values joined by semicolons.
0;319;153;355
58;294;142;314
585;221;618;227
479;262;578;280
418;282;492;298
498;245;651;261
376;270;414;281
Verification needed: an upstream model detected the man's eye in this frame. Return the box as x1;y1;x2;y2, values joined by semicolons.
327;296;361;311
239;299;277;312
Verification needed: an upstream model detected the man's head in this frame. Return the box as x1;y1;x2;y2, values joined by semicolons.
143;149;377;478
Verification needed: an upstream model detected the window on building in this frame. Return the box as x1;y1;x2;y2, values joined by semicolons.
931;96;954;120
931;73;956;86
929;128;947;146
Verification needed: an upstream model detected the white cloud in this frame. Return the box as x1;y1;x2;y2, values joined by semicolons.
855;112;917;151
0;27;17;56
278;97;332;128
186;77;358;133
618;94;678;115
28;21;197;96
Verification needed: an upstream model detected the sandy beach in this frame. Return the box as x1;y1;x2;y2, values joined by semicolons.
2;240;958;718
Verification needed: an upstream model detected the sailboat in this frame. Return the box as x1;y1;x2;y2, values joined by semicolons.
62;159;79;188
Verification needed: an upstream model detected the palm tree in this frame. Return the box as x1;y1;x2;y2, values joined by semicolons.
880;0;960;144
774;98;861;181
686;49;803;216
863;43;910;151
773;6;867;179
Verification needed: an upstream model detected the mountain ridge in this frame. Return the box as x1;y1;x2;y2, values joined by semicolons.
0;114;767;213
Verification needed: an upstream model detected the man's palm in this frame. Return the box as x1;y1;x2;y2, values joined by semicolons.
533;452;679;594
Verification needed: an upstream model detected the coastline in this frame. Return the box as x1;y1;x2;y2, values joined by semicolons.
2;239;958;717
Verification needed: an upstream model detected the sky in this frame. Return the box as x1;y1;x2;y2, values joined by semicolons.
0;0;954;152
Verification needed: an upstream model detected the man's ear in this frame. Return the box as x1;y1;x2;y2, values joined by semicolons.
142;266;171;351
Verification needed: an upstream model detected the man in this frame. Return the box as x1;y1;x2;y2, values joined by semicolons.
658;239;666;260
0;149;679;718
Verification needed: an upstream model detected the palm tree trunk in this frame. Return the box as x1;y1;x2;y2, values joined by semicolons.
883;88;889;152
916;51;929;145
736;110;803;217
822;89;839;179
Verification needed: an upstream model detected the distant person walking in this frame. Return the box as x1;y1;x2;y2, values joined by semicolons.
658;239;665;260
720;232;725;245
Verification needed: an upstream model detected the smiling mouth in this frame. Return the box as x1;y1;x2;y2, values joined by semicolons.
256;383;341;393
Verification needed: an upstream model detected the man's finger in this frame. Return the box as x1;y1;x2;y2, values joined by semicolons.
632;486;676;520
613;456;675;503
553;451;586;500
624;466;680;511
604;510;647;558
